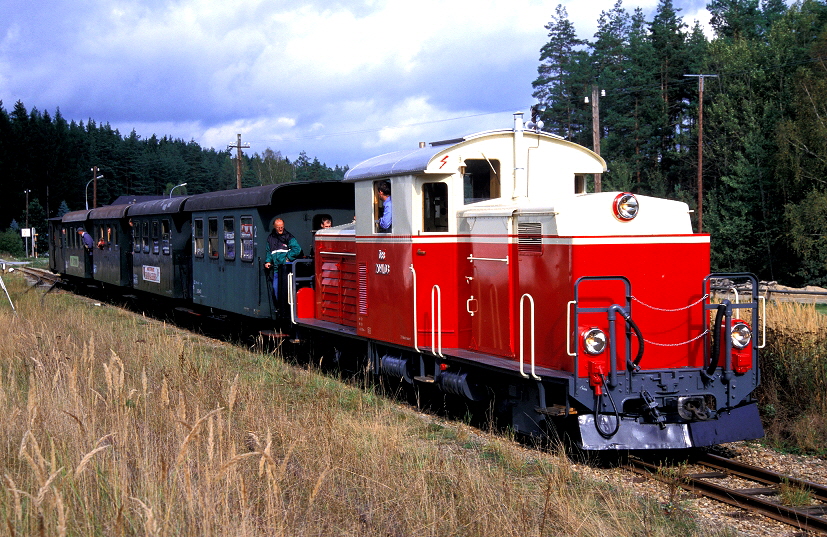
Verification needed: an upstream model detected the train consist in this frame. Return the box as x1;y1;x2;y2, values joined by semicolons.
49;112;765;451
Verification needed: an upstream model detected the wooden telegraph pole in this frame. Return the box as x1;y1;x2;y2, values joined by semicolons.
685;74;718;233
228;134;250;189
92;165;98;209
589;85;603;192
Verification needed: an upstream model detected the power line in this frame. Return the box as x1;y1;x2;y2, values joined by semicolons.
243;108;524;146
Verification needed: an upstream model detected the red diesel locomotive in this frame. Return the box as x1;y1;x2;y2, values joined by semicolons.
291;112;764;450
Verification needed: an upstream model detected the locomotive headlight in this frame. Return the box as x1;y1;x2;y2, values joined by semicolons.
730;322;752;349
613;193;639;221
582;328;607;355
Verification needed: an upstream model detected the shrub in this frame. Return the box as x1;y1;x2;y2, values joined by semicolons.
0;229;25;257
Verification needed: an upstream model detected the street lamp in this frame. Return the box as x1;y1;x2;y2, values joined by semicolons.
170;182;188;198
86;175;103;210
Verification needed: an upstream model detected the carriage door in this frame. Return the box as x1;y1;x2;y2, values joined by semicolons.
466;214;513;357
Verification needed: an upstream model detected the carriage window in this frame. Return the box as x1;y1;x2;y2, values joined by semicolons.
223;217;235;261
423;182;448;232
240;216;254;262
132;221;140;253
463;159;500;205
194;218;204;258
152;220;160;254
142;221;150;253
161;219;171;255
208;217;219;258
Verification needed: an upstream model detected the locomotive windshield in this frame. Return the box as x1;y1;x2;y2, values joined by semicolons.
462;159;500;204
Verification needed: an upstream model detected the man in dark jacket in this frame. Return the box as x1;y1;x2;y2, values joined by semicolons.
78;228;94;251
263;218;301;305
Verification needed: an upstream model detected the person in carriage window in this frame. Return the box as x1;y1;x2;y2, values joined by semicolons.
78;228;94;251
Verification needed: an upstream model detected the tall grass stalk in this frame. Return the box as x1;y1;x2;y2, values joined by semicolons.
0;274;731;536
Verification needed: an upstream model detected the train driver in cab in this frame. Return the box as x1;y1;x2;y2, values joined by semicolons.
263;218;302;305
376;181;392;233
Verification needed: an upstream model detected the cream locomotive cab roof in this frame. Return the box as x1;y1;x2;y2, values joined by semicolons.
346;126;695;237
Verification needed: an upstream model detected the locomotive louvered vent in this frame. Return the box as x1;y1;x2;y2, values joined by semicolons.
358;263;368;315
518;222;543;254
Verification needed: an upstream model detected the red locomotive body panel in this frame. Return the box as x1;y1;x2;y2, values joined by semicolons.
540;237;710;376
410;238;466;352
315;235;358;327
355;239;414;347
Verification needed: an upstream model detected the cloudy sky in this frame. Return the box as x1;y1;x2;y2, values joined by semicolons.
1;0;715;169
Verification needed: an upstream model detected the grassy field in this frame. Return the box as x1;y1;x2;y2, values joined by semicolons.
0;271;735;536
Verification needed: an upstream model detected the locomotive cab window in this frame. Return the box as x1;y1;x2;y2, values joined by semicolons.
423;182;449;232
374;180;392;233
240;216;254;262
208;217;219;259
575;174;587;194
194;218;204;258
463;159;500;205
223;217;235;261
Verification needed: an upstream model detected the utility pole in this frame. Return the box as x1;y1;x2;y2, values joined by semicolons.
228;134;250;189
685;74;718;234
586;85;604;192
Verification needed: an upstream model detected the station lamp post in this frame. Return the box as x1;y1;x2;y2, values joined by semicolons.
170;182;188;198
86;174;104;210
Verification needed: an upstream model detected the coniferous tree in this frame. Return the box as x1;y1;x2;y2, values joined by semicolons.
532;5;589;141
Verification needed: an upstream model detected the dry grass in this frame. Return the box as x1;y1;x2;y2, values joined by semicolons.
755;300;827;453
0;273;731;536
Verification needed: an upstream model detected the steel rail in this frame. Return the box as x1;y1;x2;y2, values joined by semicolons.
628;456;827;534
19;267;61;284
697;453;827;503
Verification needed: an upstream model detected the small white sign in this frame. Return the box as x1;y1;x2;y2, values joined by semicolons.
21;228;31;237
142;265;161;283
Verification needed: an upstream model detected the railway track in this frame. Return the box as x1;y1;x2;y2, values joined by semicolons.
17;266;62;293
628;452;827;534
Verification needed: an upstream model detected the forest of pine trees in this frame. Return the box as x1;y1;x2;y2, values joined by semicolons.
0;101;346;254
532;0;827;285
